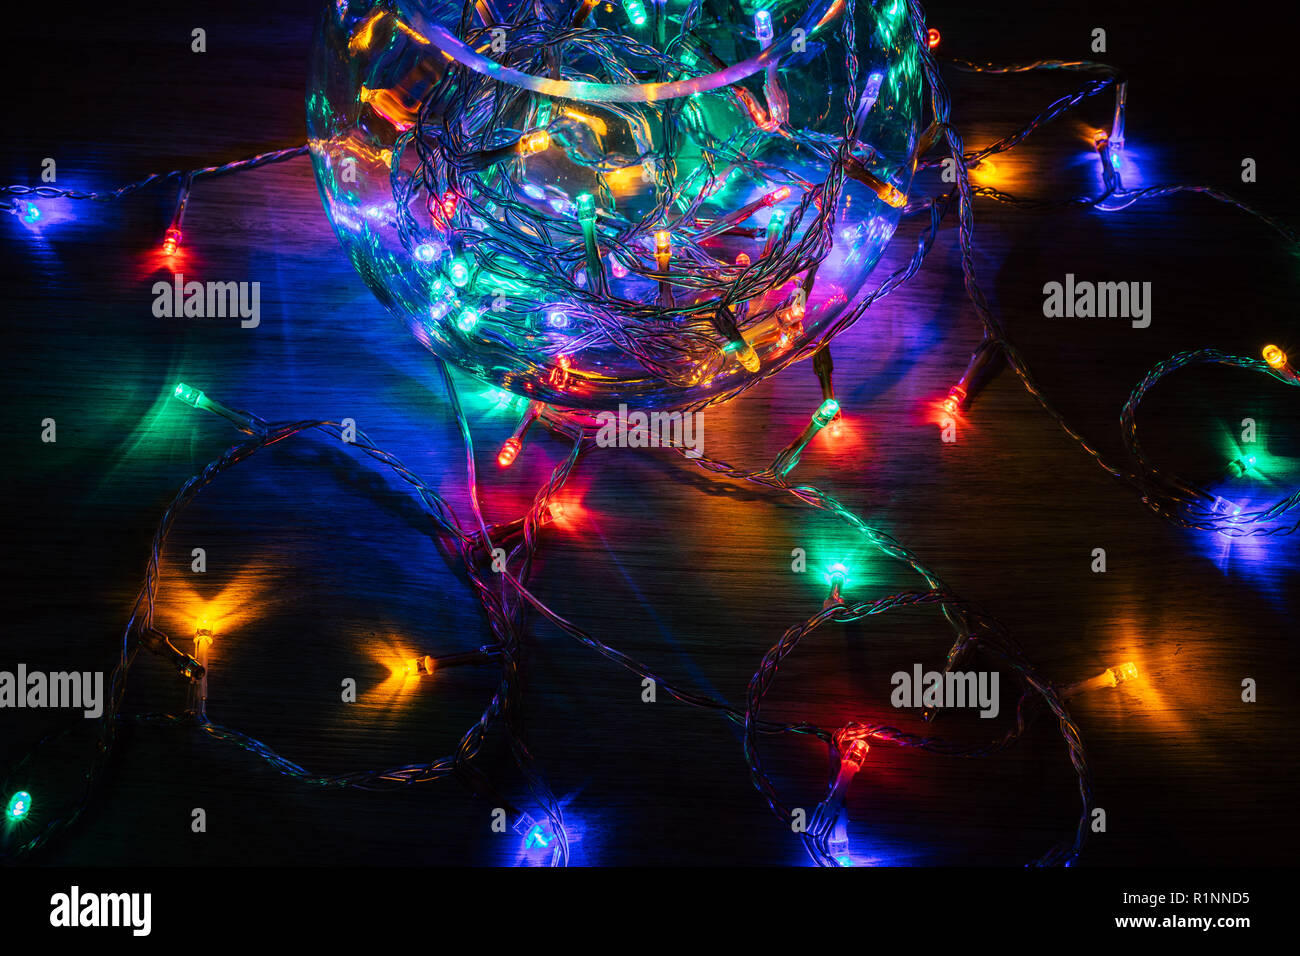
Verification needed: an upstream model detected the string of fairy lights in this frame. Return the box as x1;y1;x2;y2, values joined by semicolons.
398;0;863;387
3;0;1297;866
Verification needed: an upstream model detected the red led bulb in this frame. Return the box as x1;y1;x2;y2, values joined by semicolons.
498;437;522;467
161;227;183;257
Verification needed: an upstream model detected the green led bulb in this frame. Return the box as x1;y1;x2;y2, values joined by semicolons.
624;0;647;27
1227;453;1259;477
822;562;851;607
812;399;840;428
448;258;471;288
168;382;259;433
173;383;206;408
575;192;596;222
6;790;31;822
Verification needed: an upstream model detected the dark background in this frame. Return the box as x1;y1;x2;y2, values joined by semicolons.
1;0;1297;866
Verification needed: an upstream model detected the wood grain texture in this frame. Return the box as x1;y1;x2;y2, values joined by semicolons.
1;0;1297;866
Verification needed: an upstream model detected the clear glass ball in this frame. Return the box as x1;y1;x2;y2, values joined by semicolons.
308;0;922;410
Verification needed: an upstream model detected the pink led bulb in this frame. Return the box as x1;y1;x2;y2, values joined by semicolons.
841;738;870;769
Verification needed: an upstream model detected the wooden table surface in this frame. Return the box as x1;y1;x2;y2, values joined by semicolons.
2;0;1297;866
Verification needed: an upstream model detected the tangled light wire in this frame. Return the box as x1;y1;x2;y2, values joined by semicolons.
3;0;1297;867
388;0;863;389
